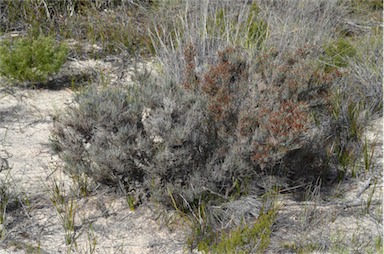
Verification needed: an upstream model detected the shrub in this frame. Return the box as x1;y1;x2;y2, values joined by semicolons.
51;77;215;207
247;46;341;173
51;85;148;186
0;35;68;83
51;47;254;209
52;42;343;211
0;0;142;32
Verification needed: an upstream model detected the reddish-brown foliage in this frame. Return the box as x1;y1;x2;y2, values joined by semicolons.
180;44;339;170
182;43;199;90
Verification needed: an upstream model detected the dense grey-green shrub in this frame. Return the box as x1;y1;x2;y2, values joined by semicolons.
51;47;265;208
52;44;340;209
51;76;225;207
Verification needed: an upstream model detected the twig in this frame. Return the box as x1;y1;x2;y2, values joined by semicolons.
356;177;372;198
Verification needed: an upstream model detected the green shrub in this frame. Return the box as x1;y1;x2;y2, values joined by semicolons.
0;35;68;83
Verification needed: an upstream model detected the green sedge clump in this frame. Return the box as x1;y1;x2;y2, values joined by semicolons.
322;38;356;71
245;3;268;49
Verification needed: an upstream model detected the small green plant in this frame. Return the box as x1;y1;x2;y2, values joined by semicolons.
196;202;279;253
216;208;277;253
363;136;375;172
244;3;268;49
85;223;97;254
283;242;320;254
346;102;363;140
184;197;216;252
374;236;383;253
329;86;368;179
334;143;354;180
0;171;17;240
186;191;279;253
322;38;356;71
63;199;77;246
48;178;77;245
0;35;68;83
70;172;91;198
0;182;10;239
126;195;136;211
362;178;377;215
7;240;42;254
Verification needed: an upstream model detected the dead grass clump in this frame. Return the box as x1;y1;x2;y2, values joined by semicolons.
259;0;348;50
